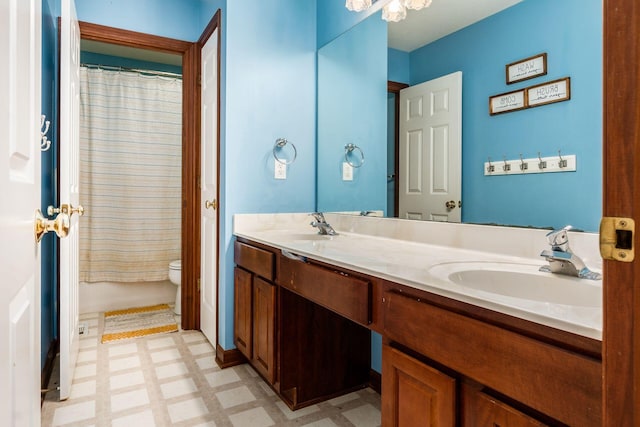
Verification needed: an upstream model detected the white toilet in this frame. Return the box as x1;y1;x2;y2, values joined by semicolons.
169;260;181;315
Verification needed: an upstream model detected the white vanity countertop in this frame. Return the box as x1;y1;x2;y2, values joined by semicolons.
233;213;602;340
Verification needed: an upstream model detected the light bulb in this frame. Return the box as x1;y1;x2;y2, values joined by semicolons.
382;0;407;22
345;0;373;12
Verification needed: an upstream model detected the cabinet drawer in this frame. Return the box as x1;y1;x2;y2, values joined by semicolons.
234;241;274;281
279;255;371;325
383;290;601;427
475;392;548;427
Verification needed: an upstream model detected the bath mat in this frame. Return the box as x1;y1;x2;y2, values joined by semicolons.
101;304;178;343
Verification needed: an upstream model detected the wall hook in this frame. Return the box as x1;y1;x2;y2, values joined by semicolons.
486;156;494;173
40;114;51;152
502;155;511;172
558;150;567;168
519;153;528;171
537;151;547;170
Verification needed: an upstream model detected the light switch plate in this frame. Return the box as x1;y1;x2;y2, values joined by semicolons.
342;162;353;181
275;159;287;180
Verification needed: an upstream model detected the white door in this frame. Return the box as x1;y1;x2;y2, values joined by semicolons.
0;0;42;424
58;0;81;401
200;24;219;346
399;71;462;222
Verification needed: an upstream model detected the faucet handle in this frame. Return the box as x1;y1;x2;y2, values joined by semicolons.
309;212;325;222
546;225;573;252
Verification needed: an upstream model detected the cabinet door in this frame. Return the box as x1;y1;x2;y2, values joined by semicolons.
234;267;253;359
382;344;456;427
253;277;276;383
474;392;548;427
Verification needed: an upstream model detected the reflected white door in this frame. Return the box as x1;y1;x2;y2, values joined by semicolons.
200;25;219;346
0;0;42;424
399;71;462;222
58;0;81;401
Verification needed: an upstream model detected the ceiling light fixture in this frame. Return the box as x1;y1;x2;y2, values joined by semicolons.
345;0;373;12
346;0;433;22
382;0;407;22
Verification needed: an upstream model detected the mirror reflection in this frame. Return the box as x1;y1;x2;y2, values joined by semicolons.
317;0;602;232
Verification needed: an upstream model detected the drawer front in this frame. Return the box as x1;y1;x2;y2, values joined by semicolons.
383;290;601;427
475;392;548;427
234;241;275;281
279;255;371;325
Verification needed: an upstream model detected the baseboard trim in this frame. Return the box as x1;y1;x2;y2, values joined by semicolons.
215;344;246;369
369;369;381;394
41;338;59;405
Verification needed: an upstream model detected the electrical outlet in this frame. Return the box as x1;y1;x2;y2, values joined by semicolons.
342;162;353;181
274;159;287;180
78;323;88;335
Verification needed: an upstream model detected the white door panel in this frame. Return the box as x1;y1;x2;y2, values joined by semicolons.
0;0;42;424
200;24;219;347
59;0;81;401
399;71;462;222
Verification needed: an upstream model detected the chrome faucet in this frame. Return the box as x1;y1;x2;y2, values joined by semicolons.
309;212;338;236
539;226;602;280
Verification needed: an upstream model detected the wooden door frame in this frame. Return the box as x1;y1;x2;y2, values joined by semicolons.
388;81;408;217
78;22;204;331
602;0;640;425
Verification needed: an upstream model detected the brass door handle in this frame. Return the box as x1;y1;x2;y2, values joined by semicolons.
48;203;84;217
205;199;217;210
35;210;70;243
445;200;456;209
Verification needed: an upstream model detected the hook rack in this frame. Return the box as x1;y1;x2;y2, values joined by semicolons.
344;143;365;168
484;151;576;176
272;138;297;165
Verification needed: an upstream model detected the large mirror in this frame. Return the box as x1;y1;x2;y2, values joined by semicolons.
317;0;602;232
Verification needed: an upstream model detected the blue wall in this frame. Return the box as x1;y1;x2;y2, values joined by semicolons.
219;0;317;348
317;13;387;214
317;0;385;48
41;0;60;370
388;48;409;83
75;0;205;41
80;52;182;75
409;0;602;231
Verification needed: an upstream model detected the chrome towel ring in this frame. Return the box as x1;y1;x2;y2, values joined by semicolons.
273;138;297;165
344;143;364;168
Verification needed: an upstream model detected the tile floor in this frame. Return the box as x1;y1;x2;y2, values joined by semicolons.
41;312;381;427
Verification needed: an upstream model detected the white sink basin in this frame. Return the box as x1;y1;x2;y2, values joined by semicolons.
428;262;601;307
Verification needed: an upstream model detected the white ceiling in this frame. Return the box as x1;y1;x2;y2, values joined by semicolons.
388;0;523;52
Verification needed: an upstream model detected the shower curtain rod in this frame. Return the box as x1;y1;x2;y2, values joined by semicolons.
81;63;182;79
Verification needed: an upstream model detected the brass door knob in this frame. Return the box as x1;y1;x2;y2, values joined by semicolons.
205;199;217;210
35;210;70;243
48;203;85;217
445;200;456;209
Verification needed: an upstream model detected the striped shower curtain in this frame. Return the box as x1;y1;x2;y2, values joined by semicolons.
79;67;182;283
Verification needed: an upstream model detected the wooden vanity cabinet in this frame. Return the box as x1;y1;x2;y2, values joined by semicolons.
382;344;456;427
234;239;371;410
461;382;549;427
233;241;277;384
382;288;602;427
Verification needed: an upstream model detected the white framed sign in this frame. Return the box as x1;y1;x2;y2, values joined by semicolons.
506;53;547;84
527;77;571;107
489;89;526;115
